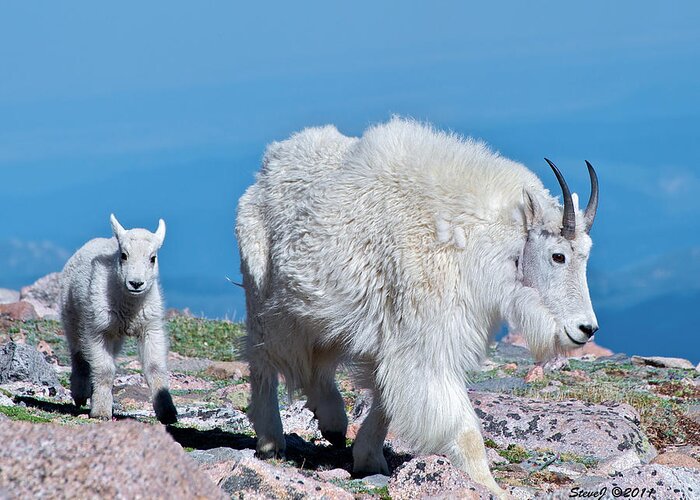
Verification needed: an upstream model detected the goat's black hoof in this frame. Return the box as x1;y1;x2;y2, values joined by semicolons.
322;430;347;448
154;389;178;425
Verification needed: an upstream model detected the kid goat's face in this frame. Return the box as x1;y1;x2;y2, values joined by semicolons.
110;214;166;296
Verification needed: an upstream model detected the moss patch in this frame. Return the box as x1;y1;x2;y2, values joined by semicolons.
498;444;531;463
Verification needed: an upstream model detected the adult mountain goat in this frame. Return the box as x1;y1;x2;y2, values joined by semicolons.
236;118;599;496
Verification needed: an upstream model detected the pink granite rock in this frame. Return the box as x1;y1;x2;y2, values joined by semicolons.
388;455;494;499
0;419;225;499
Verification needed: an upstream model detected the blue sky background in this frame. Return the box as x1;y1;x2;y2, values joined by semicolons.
1;2;699;359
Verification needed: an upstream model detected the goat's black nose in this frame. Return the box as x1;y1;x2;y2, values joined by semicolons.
578;324;598;337
129;281;144;289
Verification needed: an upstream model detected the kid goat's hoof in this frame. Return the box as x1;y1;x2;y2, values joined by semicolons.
154;389;178;425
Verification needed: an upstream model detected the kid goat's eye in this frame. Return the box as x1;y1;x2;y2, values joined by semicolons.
552;253;566;264
150;255;156;264
120;252;128;261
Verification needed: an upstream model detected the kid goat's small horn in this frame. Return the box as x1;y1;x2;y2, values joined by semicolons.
545;158;576;240
583;160;598;234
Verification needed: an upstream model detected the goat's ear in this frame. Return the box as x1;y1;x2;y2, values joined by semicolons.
434;215;466;249
110;214;126;241
154;218;166;247
571;192;580;211
522;189;543;229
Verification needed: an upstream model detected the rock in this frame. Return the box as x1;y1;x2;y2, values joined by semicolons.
177;406;253;434
632;355;695;370
0;301;38;321
217;384;250;410
361;473;389;488
492;341;532;364
510;486;540;499
0;419;225;499
0;289;20;305
487;447;506;466
568;340;614;358
280;400;320;440
189;447;253;485
19;272;61;320
0;341;60;388
0;392;14;406
190;447;254;465
500;332;614;359
652;451;700;470
470;392;657;463
388;455;494;499
168;351;213;373
316;468;352;481
684;405;700;425
542;356;569;371
593;449;642;476
524;365;544;383
204;361;250;381
501;331;528;348
217;455;353;499
169;372;214;390
554;465;700;499
548;462;587;478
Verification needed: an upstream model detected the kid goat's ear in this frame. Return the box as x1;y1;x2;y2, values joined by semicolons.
154;218;166;247
110;214;126;241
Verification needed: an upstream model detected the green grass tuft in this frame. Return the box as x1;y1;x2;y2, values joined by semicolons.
0;405;51;423
167;317;245;361
484;438;498;449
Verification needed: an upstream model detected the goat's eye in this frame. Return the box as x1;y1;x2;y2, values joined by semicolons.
552;253;566;264
150;255;156;264
120;252;128;261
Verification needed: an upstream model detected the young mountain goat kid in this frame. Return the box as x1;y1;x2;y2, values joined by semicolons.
60;214;177;424
236;118;600;496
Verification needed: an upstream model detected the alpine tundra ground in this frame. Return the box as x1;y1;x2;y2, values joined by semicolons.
1;314;700;498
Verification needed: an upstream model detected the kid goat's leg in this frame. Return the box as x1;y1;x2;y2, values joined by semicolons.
84;333;120;420
64;315;90;407
139;327;177;424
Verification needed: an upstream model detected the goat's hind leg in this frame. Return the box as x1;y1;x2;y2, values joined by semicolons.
248;357;286;459
63;313;90;408
304;355;348;448
69;350;91;408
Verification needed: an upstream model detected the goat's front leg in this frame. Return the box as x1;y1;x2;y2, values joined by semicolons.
84;333;121;420
138;327;177;424
376;357;508;498
450;400;507;497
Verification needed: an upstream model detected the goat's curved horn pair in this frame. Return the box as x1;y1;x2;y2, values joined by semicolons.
544;158;599;239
